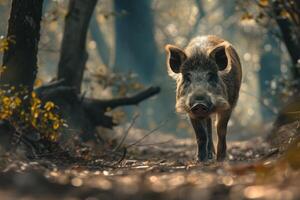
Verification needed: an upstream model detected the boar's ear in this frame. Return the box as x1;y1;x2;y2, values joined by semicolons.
165;44;187;74
209;44;228;71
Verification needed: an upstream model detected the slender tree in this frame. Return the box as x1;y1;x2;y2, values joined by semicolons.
272;0;300;83
1;0;44;92
57;0;97;93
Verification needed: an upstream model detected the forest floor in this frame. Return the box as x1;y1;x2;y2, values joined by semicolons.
0;123;299;200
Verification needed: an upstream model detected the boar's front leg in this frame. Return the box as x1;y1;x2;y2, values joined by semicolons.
206;117;215;159
190;118;208;162
216;111;231;161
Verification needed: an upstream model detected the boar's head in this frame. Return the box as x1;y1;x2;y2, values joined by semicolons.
165;43;230;119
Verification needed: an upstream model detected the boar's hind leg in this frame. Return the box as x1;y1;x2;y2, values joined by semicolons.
216;111;231;161
206;117;215;159
190;118;208;162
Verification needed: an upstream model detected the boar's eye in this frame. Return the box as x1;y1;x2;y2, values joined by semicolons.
207;72;218;83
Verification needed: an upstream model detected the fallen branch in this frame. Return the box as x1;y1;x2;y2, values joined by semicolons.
82;86;159;128
83;86;160;110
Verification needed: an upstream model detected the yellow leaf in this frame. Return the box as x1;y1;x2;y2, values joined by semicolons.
44;101;55;111
14;97;22;106
259;0;269;7
34;78;43;88
2;96;10;105
280;10;290;18
33;111;39;118
31;91;37;98
53;121;60;130
49;133;58;141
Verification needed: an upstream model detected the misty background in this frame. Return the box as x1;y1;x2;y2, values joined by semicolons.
0;0;290;140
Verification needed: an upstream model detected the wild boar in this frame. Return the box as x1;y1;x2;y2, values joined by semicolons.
165;35;242;161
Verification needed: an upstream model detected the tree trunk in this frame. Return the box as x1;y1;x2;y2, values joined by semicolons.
57;0;97;94
272;0;300;82
270;1;300;136
0;0;43;150
114;0;157;84
1;0;43;91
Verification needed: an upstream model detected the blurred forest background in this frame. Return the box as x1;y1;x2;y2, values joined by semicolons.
0;0;300;200
1;0;297;141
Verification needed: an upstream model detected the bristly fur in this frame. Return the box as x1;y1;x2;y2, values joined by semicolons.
165;35;242;161
180;51;218;74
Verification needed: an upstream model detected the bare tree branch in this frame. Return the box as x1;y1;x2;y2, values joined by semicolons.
83;86;160;110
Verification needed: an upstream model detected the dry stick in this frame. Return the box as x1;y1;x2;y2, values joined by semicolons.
111;147;127;166
112;110;174;165
113;113;140;152
260;148;280;160
126;117;172;149
134;139;173;147
102;111;174;166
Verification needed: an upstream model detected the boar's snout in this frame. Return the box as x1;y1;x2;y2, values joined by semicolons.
191;103;209;115
188;95;213;118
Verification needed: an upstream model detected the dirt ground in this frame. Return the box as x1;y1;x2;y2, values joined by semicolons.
0;125;299;200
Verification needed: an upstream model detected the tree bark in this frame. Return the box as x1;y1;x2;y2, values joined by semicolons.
272;0;300;80
1;0;44;91
57;0;97;94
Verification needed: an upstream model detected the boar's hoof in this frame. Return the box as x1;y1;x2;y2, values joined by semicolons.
207;152;214;160
196;158;208;163
216;153;226;162
196;153;208;162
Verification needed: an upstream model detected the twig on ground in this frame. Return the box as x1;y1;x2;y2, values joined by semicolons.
134;139;173;147
126;118;171;149
113;113;139;152
111;147;127;166
260;148;280;160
